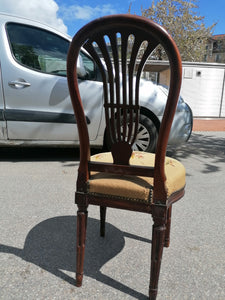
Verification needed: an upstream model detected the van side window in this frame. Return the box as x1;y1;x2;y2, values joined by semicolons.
6;22;70;76
80;51;96;80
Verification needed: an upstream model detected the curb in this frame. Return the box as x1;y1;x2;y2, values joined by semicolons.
193;118;225;131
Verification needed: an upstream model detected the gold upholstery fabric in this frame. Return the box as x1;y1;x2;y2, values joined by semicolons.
88;151;185;203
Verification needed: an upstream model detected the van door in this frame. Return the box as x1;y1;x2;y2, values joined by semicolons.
1;22;103;142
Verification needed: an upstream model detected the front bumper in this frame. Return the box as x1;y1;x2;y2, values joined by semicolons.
168;102;193;145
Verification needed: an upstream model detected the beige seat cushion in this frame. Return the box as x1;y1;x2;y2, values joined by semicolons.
88;151;185;203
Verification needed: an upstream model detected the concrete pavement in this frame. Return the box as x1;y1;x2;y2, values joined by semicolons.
0;131;225;299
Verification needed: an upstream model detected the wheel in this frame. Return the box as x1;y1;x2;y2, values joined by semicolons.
104;113;158;153
133;114;158;152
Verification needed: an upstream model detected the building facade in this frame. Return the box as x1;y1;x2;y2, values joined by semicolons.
205;34;225;63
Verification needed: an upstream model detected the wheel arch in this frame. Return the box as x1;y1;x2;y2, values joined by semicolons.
140;107;160;133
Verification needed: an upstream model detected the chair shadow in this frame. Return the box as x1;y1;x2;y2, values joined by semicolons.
167;132;225;173
0;216;150;299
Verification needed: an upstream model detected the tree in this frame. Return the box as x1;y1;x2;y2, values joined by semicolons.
130;0;216;61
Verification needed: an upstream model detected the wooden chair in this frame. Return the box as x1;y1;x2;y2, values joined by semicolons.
67;14;185;300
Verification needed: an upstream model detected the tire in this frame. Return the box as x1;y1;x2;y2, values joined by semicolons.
104;113;158;153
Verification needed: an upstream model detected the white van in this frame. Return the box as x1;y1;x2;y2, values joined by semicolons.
0;13;192;152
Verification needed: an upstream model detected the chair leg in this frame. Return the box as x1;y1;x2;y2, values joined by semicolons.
164;206;172;247
149;223;166;300
100;206;106;237
76;205;88;287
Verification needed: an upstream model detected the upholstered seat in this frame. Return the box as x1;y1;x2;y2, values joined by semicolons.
89;151;185;202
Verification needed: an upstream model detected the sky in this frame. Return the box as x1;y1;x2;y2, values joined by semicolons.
0;0;224;37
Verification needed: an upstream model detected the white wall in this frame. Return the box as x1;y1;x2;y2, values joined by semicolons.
180;63;225;117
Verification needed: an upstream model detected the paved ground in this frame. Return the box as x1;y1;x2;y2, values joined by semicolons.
0;131;225;300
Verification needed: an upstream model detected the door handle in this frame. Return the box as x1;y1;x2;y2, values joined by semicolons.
8;80;31;89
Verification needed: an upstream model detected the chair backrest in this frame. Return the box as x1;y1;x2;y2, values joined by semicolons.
67;14;182;202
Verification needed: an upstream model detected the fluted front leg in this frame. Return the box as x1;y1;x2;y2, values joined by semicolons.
149;223;166;300
76;205;88;287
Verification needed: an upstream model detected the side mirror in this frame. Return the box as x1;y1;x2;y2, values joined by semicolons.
77;55;87;78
